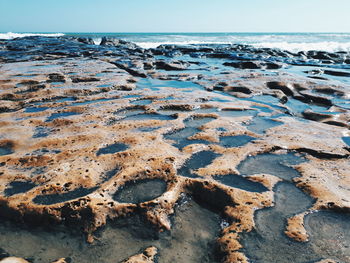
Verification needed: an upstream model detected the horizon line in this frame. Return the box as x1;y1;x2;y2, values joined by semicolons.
1;31;350;34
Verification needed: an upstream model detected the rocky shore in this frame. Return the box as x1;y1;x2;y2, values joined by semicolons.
0;36;349;263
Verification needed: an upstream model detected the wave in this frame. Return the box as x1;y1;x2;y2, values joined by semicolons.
0;32;65;40
250;41;350;53
92;38;102;45
1;32;350;53
136;41;230;49
136;40;350;52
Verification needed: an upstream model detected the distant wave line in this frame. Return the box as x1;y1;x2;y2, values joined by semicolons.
0;32;65;40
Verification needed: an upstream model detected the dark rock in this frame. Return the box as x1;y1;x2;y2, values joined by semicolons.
71;77;100;83
302;109;333;121
47;73;65;83
0;248;10;260
324;70;350;77
111;61;147;78
155;60;188;71
77;37;95;45
265;62;283;69
299;91;333;106
225;86;252;94
100;37;140;49
266;82;296;96
223;61;260;69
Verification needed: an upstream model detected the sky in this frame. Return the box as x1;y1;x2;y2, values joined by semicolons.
0;0;350;33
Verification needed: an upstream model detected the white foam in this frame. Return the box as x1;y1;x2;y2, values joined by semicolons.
136;41;230;49
0;32;65;40
136;40;350;53
250;41;350;53
92;38;102;45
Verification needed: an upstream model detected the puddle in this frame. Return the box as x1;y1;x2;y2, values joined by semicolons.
240;181;349;263
184;116;215;128
218;109;257;117
251;105;274;114
123;95;142;99
130;99;153;106
159;96;176;101
305;211;350;262
0;143;14;156
71;98;117;106
33;127;51;138
164;117;215;149
54;97;77;103
178;151;221;178
96;84;111;88
245;116;282;134
213;174;268;193
0;199;221;263
95;72;108;77
194;107;218;114
33;187;98;205
116;108;145;117
24;107;49;113
13;74;38;78
237;153;305;181
244;95;286;113
96;143;128;156
101;167;121;183
218;135;255;148
29;148;61;156
46;112;79;122
333;98;350;110
342;137;350;147
137;78;203;92
4;181;37;197
164;127;211;149
123;113;176;122
285;97;328;116
113;179;167;204
156;199;221;262
49;81;66;85
137;126;162;132
211;97;232;103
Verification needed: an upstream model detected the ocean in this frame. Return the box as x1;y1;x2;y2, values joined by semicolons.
1;32;350;52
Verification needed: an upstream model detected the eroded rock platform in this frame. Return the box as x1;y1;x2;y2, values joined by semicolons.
0;36;349;263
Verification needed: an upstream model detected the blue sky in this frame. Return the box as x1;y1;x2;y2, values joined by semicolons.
1;0;349;32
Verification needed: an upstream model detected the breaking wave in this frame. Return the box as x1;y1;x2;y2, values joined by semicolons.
0;32;65;40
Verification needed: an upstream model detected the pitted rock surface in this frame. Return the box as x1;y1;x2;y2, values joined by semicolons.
0;36;349;263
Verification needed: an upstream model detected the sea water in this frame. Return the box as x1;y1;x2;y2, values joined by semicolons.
1;32;350;52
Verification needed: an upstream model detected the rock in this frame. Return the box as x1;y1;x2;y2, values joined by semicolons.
155;60;188;71
47;73;65;83
71;77;100;83
324;70;350;77
298;90;333;106
120;247;158;263
0;35;350;263
223;61;282;70
100;37;140;49
77;37;95;45
0;249;9;261
0;257;29;263
111;61;147;78
51;258;71;263
266;81;296;96
223;61;261;69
